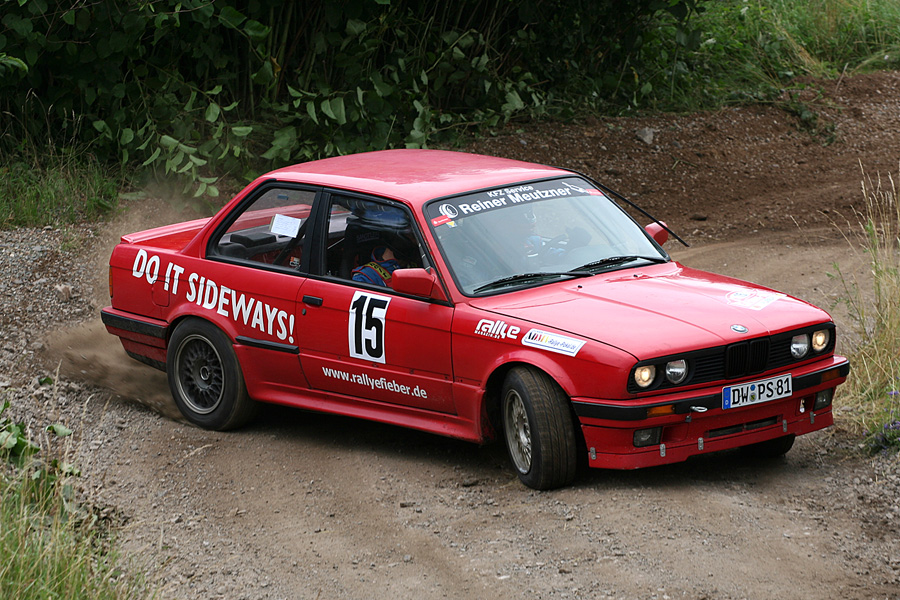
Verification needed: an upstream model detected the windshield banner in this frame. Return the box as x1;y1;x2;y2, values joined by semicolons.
428;178;604;227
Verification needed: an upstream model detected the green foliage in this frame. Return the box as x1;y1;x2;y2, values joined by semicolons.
0;398;151;599
5;0;896;195
0;0;704;192
0;148;120;229
0;398;75;480
0;51;27;76
0;401;40;465
830;170;900;454
638;0;900;110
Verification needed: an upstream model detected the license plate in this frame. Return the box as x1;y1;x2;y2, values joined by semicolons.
723;374;792;410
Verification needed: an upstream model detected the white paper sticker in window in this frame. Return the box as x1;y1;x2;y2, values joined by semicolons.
270;214;302;238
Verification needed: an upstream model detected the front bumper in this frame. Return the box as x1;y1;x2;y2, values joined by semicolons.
573;356;849;469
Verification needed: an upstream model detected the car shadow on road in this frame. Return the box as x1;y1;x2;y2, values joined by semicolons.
249;402;812;491
249;402;511;472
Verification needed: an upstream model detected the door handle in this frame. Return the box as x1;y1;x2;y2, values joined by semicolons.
302;295;323;307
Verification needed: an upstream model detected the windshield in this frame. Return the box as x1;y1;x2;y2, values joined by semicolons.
426;177;667;295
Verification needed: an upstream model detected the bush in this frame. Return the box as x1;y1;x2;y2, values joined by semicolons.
0;0;703;196
636;0;900;110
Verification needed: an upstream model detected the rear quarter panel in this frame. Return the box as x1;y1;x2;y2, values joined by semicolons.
112;245;299;345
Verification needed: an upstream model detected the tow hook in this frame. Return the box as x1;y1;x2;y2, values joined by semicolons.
686;405;707;423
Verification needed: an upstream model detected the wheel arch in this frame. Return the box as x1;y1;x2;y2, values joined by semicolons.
481;359;582;443
165;311;240;350
163;312;251;382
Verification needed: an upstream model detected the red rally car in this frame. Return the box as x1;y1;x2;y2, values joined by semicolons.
102;149;849;490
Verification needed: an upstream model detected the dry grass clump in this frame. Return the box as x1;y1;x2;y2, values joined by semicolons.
832;166;900;451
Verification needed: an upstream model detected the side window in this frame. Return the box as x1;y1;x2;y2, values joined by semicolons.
323;196;424;289
212;187;316;270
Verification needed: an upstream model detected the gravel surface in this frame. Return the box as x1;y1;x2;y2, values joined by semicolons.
2;71;900;599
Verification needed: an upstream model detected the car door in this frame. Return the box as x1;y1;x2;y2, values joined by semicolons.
297;193;456;414
206;184;319;399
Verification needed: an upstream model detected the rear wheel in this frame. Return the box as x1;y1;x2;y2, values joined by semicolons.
167;318;257;430
501;366;578;490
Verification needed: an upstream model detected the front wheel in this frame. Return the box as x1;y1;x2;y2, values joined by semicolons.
501;366;579;490
167;318;258;430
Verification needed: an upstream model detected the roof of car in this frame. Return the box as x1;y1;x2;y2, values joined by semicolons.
264;149;570;206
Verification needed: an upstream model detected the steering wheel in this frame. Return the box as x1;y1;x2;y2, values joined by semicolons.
537;234;569;259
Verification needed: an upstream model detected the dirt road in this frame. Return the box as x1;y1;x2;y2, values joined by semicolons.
10;71;900;599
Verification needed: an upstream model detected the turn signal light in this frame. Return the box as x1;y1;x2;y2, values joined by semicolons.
647;404;675;418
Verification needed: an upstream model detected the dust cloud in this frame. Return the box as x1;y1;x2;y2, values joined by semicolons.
46;320;181;419
46;191;209;420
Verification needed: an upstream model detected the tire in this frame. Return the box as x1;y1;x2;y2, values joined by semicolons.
741;434;795;459
167;318;258;431
501;366;579;490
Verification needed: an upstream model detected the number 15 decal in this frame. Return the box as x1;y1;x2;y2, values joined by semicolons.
349;291;391;363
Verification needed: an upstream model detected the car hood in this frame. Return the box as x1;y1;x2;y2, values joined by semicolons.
468;262;832;360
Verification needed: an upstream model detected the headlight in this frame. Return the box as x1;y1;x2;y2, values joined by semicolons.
811;329;830;352
791;334;810;359
665;359;688;384
634;365;656;388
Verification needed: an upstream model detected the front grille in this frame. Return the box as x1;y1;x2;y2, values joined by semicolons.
726;339;770;377
627;323;836;394
726;343;749;378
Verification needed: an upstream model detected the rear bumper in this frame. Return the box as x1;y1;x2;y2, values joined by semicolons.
100;307;168;370
574;356;849;469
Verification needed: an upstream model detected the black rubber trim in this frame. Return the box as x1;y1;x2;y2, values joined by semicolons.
573;361;850;421
235;335;299;354
101;309;167;339
125;351;166;372
793;361;850;390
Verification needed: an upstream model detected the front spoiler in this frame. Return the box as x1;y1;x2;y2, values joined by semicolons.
574;356;848;470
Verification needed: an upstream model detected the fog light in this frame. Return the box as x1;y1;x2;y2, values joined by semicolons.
791;334;810;359
634;427;662;448
814;388;834;410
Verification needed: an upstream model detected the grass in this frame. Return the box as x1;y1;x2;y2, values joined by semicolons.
0;399;153;599
830;168;900;453
0;148;121;230
0;474;149;599
640;0;900;110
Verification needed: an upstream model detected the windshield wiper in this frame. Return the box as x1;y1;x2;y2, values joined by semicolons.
574;255;668;273
473;271;592;294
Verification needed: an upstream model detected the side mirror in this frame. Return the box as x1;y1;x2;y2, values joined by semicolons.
392;268;447;301
645;221;669;246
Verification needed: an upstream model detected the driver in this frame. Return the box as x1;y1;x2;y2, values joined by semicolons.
507;207;590;265
352;246;402;287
